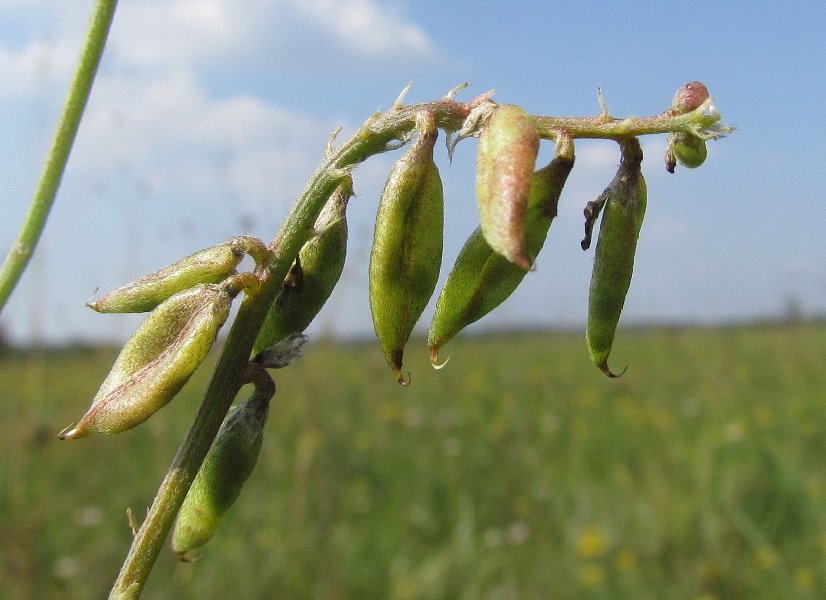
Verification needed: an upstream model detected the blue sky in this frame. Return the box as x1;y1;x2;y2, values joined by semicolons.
1;1;824;345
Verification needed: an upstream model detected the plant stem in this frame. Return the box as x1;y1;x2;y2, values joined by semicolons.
0;0;119;313
107;89;721;598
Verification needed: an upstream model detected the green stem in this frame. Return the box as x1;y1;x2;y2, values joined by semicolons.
0;0;119;312
107;88;724;598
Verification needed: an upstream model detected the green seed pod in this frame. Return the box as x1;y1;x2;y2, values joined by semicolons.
172;389;270;557
59;283;235;439
476;104;540;270
369;112;444;385
253;178;353;355
586;138;647;377
88;236;263;313
670;132;708;169
428;154;574;365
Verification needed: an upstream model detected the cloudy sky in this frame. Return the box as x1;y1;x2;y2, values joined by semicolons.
1;1;824;345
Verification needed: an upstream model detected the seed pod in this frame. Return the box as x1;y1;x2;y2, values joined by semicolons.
476;104;540;270
59;283;235;439
428;154;574;365
253;178;353;355
669;132;707;169
88;236;263;313
586;138;647;377
172;389;270;557
369;112;444;384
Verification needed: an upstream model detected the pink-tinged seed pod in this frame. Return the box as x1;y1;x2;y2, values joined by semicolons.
88;236;264;313
476;104;540;270
59;283;235;439
428;154;574;366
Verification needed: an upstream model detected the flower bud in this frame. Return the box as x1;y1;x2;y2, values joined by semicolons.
428;154;574;365
253;178;352;355
369;112;444;384
172;389;270;557
476;104;540;270
88;237;262;313
60;283;234;439
670;81;710;115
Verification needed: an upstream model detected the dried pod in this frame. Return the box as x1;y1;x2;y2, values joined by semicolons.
428;154;574;365
172;389;270;557
369;112;444;384
476;104;540;270
253;332;309;369
59;283;235;439
585;138;647;377
88;236;263;313
253;178;353;355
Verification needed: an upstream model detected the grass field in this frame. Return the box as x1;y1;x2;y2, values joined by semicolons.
1;322;825;599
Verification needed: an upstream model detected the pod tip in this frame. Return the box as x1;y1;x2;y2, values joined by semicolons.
513;253;532;272
86;288;103;312
430;347;451;370
395;369;411;386
599;360;628;378
58;423;87;440
174;549;200;563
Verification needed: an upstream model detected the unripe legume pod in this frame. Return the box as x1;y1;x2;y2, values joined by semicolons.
88;236;263;313
670;132;707;169
172;390;270;557
586;138;647;377
476;104;540;270
428;154;574;365
369;112;444;384
59;283;235;439
253;178;353;355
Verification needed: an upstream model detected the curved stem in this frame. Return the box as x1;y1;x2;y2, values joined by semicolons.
107;88;726;597
0;0;119;312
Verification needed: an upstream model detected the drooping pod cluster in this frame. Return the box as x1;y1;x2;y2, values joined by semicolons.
582;137;647;377
253;176;353;356
71;80;730;443
369;111;444;384
428;152;574;365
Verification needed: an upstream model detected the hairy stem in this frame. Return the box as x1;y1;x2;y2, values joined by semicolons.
0;0;118;312
108;88;720;597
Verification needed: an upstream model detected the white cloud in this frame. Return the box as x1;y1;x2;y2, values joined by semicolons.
290;0;434;57
110;0;436;70
110;0;246;69
72;70;332;214
0;36;78;99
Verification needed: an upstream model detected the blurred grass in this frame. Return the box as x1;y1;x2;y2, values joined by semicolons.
1;322;825;599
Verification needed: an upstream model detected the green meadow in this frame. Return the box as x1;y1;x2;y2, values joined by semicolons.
2;323;825;599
